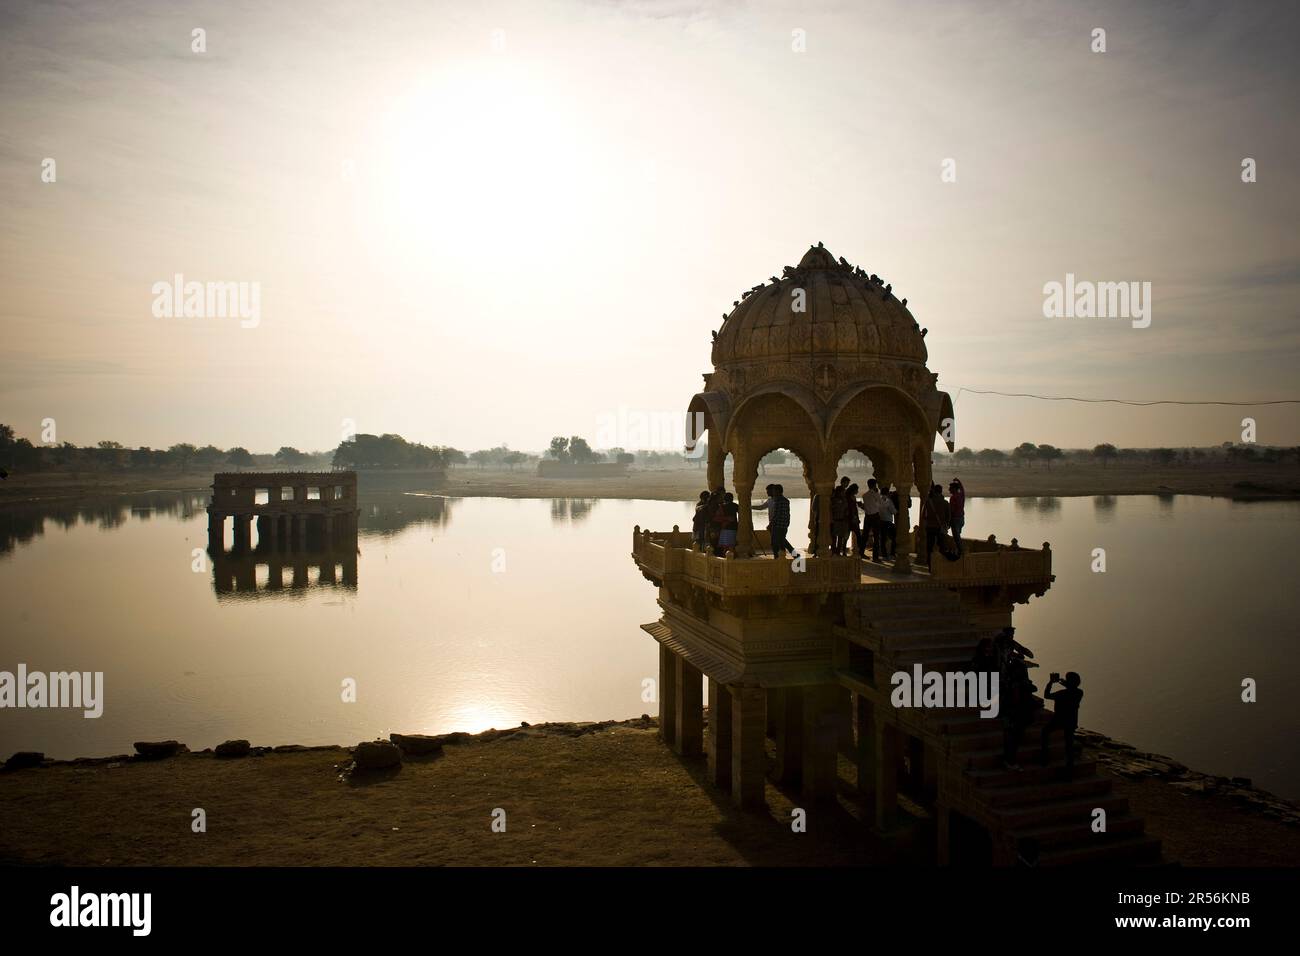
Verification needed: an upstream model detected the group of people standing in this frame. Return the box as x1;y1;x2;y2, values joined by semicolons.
822;477;899;562
691;475;970;566
970;627;1084;774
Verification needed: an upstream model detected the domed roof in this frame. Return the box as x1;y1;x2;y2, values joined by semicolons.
711;243;927;368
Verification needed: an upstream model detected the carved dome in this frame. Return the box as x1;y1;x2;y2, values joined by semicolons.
711;244;927;369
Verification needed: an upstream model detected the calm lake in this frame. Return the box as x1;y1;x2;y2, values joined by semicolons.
1;491;1297;799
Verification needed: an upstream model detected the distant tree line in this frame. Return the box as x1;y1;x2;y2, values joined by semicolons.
935;442;1300;469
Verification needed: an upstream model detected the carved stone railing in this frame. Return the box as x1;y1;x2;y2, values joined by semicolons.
926;536;1053;584
631;526;862;595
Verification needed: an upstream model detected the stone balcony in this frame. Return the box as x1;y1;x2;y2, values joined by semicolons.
631;525;1052;596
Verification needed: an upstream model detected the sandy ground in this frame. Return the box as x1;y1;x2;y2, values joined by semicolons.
3;462;1298;506
1;720;1296;867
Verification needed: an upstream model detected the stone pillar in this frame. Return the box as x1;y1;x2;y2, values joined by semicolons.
707;678;733;791
341;551;358;589
292;559;309;588
735;478;754;558
234;557;255;592
706;440;725;493
323;514;334;546
319;559;336;584
874;721;901;829
233;514;252;551
295;515;308;546
207;512;225;553
774;686;804;786
730;685;766;810
266;560;283;590
674;654;703;756
801;685;839;805
854;694;876;798
814;482;834;557
658;644;678;749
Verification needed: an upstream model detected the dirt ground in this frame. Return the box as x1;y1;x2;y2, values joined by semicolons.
1;721;1296;867
3;461;1298;506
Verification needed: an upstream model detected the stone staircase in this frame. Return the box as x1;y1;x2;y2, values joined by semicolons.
842;588;1163;866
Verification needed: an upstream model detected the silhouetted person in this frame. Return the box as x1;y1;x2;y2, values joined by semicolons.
716;492;739;554
830;483;852;555
845;482;862;555
705;487;725;553
969;637;997;675
1039;671;1083;772
921;483;951;567
948;478;966;556
692;491;711;550
858;478;884;561
878;489;896;560
1001;657;1038;771
753;483;794;558
994;626;1036;673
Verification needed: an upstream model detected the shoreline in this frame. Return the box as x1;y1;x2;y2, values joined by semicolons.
2;719;1297;866
3;464;1299;507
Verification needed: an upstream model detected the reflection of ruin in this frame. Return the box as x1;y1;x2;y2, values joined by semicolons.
207;471;359;553
550;497;598;524
211;545;357;598
634;245;1160;865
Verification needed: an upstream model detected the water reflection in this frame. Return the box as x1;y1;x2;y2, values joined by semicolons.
550;497;599;524
211;544;358;600
359;493;457;537
0;492;208;556
1013;495;1061;520
1093;495;1117;523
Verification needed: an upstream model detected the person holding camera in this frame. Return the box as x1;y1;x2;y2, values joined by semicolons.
1039;671;1084;773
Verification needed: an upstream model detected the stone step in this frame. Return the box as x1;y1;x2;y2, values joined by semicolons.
964;759;1097;788
1009;813;1147;850
978;774;1111;808
1035;834;1163;867
991;794;1130;830
958;740;1069;769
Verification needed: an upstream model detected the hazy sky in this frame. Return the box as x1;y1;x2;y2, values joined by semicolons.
2;0;1297;453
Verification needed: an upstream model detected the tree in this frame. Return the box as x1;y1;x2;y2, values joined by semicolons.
548;436;570;462
167;443;197;471
1012;442;1039;467
97;440;123;450
568;436;600;464
953;446;975;464
470;449;492;470
195;444;224;466
1092;443;1118;468
503;450;528;470
442;447;467;467
977;448;1007;467
1152;448;1177;467
226;447;253;469
275;446;307;466
1037;444;1063;470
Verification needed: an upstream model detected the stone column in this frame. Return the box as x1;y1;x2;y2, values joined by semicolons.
207;511;225;553
730;685;766;810
874;721;901;829
854;694;876;798
341;551;358;589
266;560;283;590
295;515;308;546
233;514;252;551
774;686;804;786
658;643;678;749
735;478;754;558
801;685;840;805
674;654;703;756
707;678;733;791
706;439;725;492
319;559;336;584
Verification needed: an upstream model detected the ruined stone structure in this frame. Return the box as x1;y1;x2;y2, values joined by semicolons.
634;245;1160;865
207;471;359;555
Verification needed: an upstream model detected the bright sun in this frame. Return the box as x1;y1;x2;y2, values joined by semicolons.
368;59;604;272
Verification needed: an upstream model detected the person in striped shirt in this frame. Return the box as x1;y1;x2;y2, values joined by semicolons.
753;483;795;558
